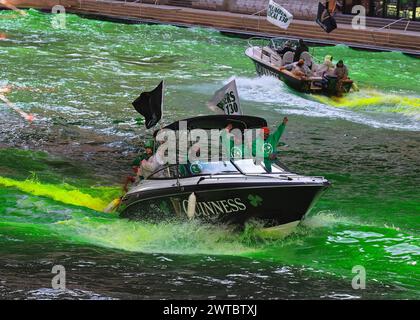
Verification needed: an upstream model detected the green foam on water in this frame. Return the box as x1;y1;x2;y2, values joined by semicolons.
0;176;120;212
314;90;420;116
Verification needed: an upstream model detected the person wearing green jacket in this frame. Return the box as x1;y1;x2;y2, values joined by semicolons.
132;140;154;167
253;117;288;171
123;140;155;192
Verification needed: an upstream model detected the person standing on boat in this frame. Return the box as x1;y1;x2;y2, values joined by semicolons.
253;117;289;172
141;138;169;179
136;140;155;165
293;39;309;62
277;40;295;56
123;140;155;192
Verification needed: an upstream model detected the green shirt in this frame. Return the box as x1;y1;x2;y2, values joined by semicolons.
252;123;286;159
132;152;151;166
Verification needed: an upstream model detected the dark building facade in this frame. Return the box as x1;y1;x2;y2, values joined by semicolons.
342;0;420;20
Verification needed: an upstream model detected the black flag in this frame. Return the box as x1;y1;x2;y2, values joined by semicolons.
132;81;164;129
316;2;337;33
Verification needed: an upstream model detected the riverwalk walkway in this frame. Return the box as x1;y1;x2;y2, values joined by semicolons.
3;0;420;55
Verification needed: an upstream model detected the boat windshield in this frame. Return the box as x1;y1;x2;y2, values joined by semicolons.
148;165;180;180
147;161;239;180
147;160;288;180
270;38;298;51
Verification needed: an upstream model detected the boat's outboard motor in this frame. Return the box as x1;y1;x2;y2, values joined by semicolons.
323;74;338;94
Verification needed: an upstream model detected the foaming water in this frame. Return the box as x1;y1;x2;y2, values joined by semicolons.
54;218;258;256
229;76;420;131
47;207;420;264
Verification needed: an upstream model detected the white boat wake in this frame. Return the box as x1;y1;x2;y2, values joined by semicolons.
224;76;420;131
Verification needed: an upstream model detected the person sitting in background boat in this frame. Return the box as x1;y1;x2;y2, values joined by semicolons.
280;59;310;78
276;40;295;56
292;60;311;79
293;39;309;62
280;62;295;72
334;60;349;80
316;55;335;77
334;60;349;96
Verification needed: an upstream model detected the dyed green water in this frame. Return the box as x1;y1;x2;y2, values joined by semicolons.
0;10;418;299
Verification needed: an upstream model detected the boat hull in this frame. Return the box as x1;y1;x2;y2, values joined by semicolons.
118;181;329;229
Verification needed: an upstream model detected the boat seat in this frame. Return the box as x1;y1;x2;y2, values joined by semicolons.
282;51;294;66
300;51;313;67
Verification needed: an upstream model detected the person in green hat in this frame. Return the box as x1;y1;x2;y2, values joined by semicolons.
133;140;155;167
252;117;288;172
123;140;155;192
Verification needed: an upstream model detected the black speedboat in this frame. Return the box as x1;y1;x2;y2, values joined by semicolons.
117;115;330;235
245;38;353;96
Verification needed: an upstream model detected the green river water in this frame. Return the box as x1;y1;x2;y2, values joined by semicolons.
0;10;418;299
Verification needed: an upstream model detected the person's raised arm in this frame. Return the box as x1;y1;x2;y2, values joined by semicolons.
271;117;288;145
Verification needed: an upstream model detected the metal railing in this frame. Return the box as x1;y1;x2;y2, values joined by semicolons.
371;17;411;47
378;17;411;32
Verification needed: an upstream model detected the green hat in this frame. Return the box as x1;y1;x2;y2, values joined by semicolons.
144;140;154;149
